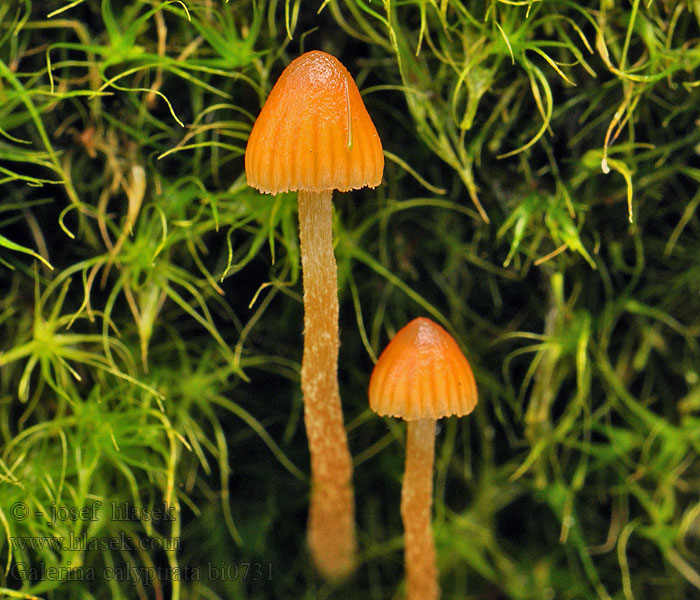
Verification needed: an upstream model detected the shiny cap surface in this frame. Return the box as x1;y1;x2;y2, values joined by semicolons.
245;50;383;194
369;318;478;420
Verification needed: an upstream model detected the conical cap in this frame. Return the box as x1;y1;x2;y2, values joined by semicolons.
245;50;383;194
369;317;478;421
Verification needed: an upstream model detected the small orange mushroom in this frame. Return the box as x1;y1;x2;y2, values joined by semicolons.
369;317;477;600
245;50;383;580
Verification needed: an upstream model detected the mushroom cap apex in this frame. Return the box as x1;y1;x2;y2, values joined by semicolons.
245;50;384;195
368;317;478;421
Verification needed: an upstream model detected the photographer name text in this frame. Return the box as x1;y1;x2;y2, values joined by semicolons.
25;501;177;526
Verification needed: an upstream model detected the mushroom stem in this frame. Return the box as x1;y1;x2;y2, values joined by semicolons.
402;418;439;600
297;189;356;579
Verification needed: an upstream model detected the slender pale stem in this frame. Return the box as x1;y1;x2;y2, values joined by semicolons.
297;189;356;580
402;418;439;600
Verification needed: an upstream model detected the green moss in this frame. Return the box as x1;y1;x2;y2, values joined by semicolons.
1;0;700;598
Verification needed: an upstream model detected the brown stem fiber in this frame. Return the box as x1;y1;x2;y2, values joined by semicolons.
297;189;356;580
401;418;439;600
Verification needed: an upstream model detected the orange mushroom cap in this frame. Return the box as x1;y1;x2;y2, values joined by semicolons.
245;50;383;194
369;317;478;421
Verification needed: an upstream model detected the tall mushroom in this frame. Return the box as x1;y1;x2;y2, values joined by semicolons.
245;50;383;579
368;317;478;600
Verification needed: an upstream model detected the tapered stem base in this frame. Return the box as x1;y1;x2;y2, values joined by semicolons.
402;419;439;600
298;189;356;580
